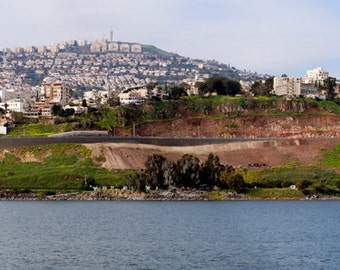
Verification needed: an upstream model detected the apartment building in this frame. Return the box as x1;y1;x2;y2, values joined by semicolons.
273;77;301;97
40;79;70;106
303;67;329;85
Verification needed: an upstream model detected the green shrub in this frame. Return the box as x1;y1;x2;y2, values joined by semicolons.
296;180;313;190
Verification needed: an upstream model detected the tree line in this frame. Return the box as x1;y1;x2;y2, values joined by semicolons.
125;153;246;193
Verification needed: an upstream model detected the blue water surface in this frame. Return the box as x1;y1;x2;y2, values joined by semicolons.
0;201;339;269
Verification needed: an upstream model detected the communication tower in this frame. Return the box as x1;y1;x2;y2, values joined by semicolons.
110;31;113;42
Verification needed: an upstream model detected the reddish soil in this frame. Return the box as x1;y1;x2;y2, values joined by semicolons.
114;114;340;139
85;138;339;171
85;112;340;170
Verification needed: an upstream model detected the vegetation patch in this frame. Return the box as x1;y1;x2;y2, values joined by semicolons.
8;123;72;137
246;188;304;200
318;100;340;114
321;144;340;168
0;144;127;192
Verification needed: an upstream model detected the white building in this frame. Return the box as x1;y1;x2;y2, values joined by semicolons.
108;42;119;52
272;77;301;97
131;44;142;53
118;89;149;105
37;46;47;53
83;90;109;107
303;67;329;85
0;126;6;135
120;44;130;53
0;101;26;113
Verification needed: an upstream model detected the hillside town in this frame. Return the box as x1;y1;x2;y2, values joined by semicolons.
0;37;267;108
0;38;339;135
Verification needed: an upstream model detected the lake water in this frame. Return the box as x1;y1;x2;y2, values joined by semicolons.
0;201;339;269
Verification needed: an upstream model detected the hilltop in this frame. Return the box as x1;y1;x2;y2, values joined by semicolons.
0;39;269;95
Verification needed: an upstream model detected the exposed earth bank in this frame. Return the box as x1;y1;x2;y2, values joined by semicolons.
85;138;339;171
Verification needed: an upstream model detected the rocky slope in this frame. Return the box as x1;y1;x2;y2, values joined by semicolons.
133;115;340;138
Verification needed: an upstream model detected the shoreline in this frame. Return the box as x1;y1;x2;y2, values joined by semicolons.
1;190;339;201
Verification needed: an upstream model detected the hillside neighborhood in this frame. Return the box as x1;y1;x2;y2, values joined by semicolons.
0;38;339;135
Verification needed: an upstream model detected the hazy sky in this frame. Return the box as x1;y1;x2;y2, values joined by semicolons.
2;0;340;78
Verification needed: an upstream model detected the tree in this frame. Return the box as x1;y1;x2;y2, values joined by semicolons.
200;153;223;188
51;104;74;117
144;154;166;189
11;111;27;124
162;159;178;187
323;77;337;100
203;76;242;96
135;172;147;192
296;180;312;190
51;104;63;116
249;77;273;96
125;172;146;192
168;85;188;99
210;77;225;95
4;103;8;113
177;154;200;187
82;99;88;107
196;81;209;96
218;164;235;188
63;108;75;117
225;79;242;96
227;173;246;193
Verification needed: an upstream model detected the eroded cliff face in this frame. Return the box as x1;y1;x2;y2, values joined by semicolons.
133;115;340;139
112;99;339;139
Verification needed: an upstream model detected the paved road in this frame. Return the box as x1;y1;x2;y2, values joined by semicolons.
0;136;275;149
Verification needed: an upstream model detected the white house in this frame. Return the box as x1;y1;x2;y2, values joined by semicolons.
83;90;109;107
118;89;149;105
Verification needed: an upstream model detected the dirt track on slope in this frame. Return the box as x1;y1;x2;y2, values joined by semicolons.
84;138;339;170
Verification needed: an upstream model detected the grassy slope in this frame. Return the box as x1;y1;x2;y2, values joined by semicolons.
0;142;339;198
0;144;130;193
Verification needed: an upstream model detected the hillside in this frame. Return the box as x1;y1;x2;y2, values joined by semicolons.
78;96;340;186
0;40;269;94
94;97;340;139
2;96;340;199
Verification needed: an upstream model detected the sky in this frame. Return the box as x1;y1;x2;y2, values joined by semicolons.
1;0;340;78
